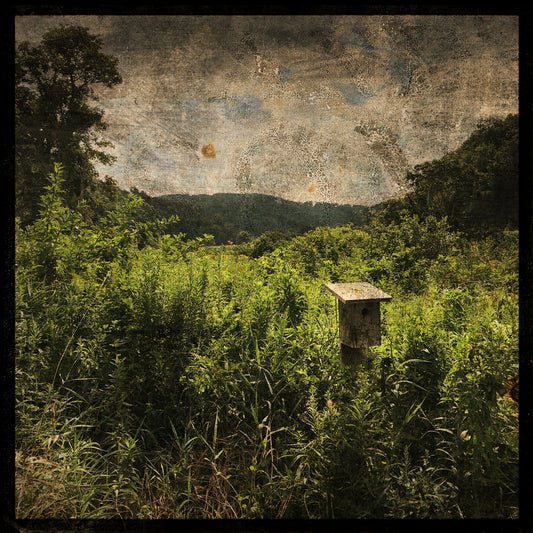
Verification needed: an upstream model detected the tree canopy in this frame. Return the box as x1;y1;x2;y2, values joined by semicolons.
15;25;122;224
372;114;518;232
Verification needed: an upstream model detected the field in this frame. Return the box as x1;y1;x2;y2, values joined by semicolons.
14;166;519;519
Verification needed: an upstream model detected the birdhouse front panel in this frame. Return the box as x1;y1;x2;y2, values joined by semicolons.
338;300;381;348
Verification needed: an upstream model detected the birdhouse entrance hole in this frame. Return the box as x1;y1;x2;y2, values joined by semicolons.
325;282;392;366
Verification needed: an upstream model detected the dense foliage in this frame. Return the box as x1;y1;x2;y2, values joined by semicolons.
375;114;518;232
15;164;518;519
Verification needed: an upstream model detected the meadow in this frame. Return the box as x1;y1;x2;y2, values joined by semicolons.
14;164;519;519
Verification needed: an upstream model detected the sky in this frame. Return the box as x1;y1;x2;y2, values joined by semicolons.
15;14;519;206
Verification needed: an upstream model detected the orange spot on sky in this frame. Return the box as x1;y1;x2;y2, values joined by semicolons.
201;143;217;158
308;183;316;193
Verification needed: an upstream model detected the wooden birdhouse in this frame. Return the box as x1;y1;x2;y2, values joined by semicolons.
325;282;392;366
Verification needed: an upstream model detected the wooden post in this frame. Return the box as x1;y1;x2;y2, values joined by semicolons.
325;282;391;366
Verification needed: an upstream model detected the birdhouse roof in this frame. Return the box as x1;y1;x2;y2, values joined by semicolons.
325;282;392;304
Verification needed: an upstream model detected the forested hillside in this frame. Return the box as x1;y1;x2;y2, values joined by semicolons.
14;25;519;521
144;192;368;245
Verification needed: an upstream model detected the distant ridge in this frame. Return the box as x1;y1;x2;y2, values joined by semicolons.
145;192;370;244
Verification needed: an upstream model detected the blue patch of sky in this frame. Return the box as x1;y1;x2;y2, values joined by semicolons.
222;96;271;121
182;100;200;118
338;24;375;56
331;81;373;106
183;100;200;118
278;66;292;85
386;59;412;96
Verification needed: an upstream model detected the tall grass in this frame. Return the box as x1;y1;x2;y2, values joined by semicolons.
15;173;519;518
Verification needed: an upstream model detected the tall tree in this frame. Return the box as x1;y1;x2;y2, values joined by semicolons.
15;25;122;224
